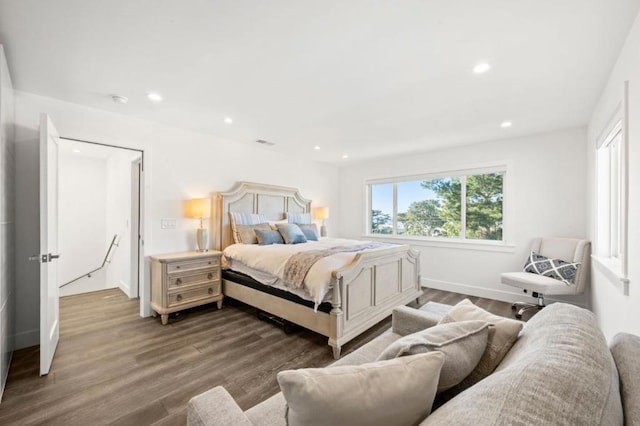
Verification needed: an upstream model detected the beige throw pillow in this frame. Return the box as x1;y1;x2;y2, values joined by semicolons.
277;352;445;426
438;299;523;390
377;320;490;392
235;223;271;244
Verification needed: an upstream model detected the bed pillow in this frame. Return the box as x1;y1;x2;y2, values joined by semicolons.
255;229;284;245
523;251;581;285
277;352;445;426
268;219;288;230
235;223;271;244
286;212;312;225
297;223;319;241
377;320;490;393
276;224;308;244
438;299;523;392
229;212;269;243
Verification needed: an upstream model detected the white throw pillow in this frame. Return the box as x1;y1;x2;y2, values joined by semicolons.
277;352;445;426
438;299;523;391
377;320;490;392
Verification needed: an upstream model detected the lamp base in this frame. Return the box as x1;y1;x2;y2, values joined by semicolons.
320;225;327;237
196;228;209;252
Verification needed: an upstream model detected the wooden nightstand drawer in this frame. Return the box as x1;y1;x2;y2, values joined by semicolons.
168;268;220;290
150;251;223;325
168;283;221;307
167;257;220;273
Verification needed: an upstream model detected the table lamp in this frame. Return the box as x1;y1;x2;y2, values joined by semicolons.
184;198;211;252
314;206;329;237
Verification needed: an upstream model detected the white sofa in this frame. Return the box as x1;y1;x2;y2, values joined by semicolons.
188;303;639;425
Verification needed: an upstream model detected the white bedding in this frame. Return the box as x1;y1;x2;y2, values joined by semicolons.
223;238;395;308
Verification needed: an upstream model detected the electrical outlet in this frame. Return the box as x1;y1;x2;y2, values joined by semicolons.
161;219;177;229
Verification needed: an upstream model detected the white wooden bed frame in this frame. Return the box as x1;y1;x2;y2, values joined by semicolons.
213;182;422;359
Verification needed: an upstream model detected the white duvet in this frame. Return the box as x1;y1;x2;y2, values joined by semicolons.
223;238;393;308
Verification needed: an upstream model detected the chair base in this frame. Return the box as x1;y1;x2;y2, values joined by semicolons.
511;294;546;319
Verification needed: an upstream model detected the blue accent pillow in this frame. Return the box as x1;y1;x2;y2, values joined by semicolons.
297;223;319;241
277;224;308;244
255;229;284;245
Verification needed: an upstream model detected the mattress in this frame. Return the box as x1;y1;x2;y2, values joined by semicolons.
223;237;399;309
222;269;333;314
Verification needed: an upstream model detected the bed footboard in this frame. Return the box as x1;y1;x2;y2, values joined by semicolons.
328;245;421;358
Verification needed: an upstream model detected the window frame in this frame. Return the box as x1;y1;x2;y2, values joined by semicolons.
365;163;510;246
593;82;630;293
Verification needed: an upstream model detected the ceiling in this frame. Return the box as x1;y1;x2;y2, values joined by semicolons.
1;0;638;164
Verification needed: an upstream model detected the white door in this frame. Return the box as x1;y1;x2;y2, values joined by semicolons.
39;114;61;376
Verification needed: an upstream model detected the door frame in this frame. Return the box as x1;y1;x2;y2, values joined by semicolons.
129;158;142;299
58;136;150;317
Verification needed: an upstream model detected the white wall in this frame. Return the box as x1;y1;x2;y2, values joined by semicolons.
105;149;141;298
13;91;339;348
58;153;109;296
587;12;640;340
0;45;16;401
339;127;589;305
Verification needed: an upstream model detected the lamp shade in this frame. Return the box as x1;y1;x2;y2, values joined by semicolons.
314;206;329;220
184;198;211;218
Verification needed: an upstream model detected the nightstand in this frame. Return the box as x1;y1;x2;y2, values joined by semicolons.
150;251;223;325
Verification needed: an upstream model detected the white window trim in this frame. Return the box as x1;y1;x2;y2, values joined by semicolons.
593;81;630;294
365;162;512;249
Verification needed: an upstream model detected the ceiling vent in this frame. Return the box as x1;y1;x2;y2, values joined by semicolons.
255;139;275;146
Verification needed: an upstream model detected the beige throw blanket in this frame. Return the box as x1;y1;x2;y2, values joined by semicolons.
283;243;389;289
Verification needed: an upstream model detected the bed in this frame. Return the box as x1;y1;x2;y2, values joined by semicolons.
213;182;422;359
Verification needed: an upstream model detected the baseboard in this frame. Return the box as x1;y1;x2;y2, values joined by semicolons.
119;280;131;298
0;351;12;403
14;328;39;350
421;278;587;308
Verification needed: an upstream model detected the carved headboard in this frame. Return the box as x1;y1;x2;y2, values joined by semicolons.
212;182;311;251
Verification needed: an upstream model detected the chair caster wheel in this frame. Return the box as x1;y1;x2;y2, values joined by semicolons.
515;313;522;319
511;304;517;311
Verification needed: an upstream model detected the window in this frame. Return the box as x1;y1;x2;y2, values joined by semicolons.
596;120;626;262
368;168;505;242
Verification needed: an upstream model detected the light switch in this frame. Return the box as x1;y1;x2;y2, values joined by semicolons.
161;219;177;229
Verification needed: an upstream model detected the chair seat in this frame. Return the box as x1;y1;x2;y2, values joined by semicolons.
501;272;579;296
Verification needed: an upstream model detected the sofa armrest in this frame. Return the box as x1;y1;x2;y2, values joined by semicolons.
610;333;640;425
187;386;253;426
392;306;442;336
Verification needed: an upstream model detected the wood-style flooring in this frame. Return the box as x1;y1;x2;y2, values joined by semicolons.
0;288;525;425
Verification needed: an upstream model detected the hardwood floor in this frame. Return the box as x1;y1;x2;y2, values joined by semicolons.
0;287;525;425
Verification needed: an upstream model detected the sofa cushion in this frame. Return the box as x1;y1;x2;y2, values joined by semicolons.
610;332;640;425
246;331;401;426
377;320;490;392
277;352;445;426
438;299;522;390
423;303;623;426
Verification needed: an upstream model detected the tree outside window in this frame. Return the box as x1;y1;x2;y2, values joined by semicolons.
370;171;504;241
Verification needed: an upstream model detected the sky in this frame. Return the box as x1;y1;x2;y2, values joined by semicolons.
371;180;439;215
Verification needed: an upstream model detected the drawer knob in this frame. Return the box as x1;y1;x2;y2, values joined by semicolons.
208;261;212;265
207;273;213;280
176;265;181;269
176;278;182;285
208;288;214;295
176;294;182;301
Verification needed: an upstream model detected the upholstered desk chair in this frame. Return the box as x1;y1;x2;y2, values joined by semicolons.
502;238;590;319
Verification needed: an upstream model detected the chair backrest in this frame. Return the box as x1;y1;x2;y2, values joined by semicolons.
530;238;591;294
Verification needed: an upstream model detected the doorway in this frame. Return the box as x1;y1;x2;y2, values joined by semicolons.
57;139;143;299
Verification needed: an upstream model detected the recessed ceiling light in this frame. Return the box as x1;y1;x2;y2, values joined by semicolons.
111;95;128;104
72;149;81;153
224;117;233;124
314;146;320;150
147;92;163;102
501;121;513;128
342;154;349;159
473;63;491;74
